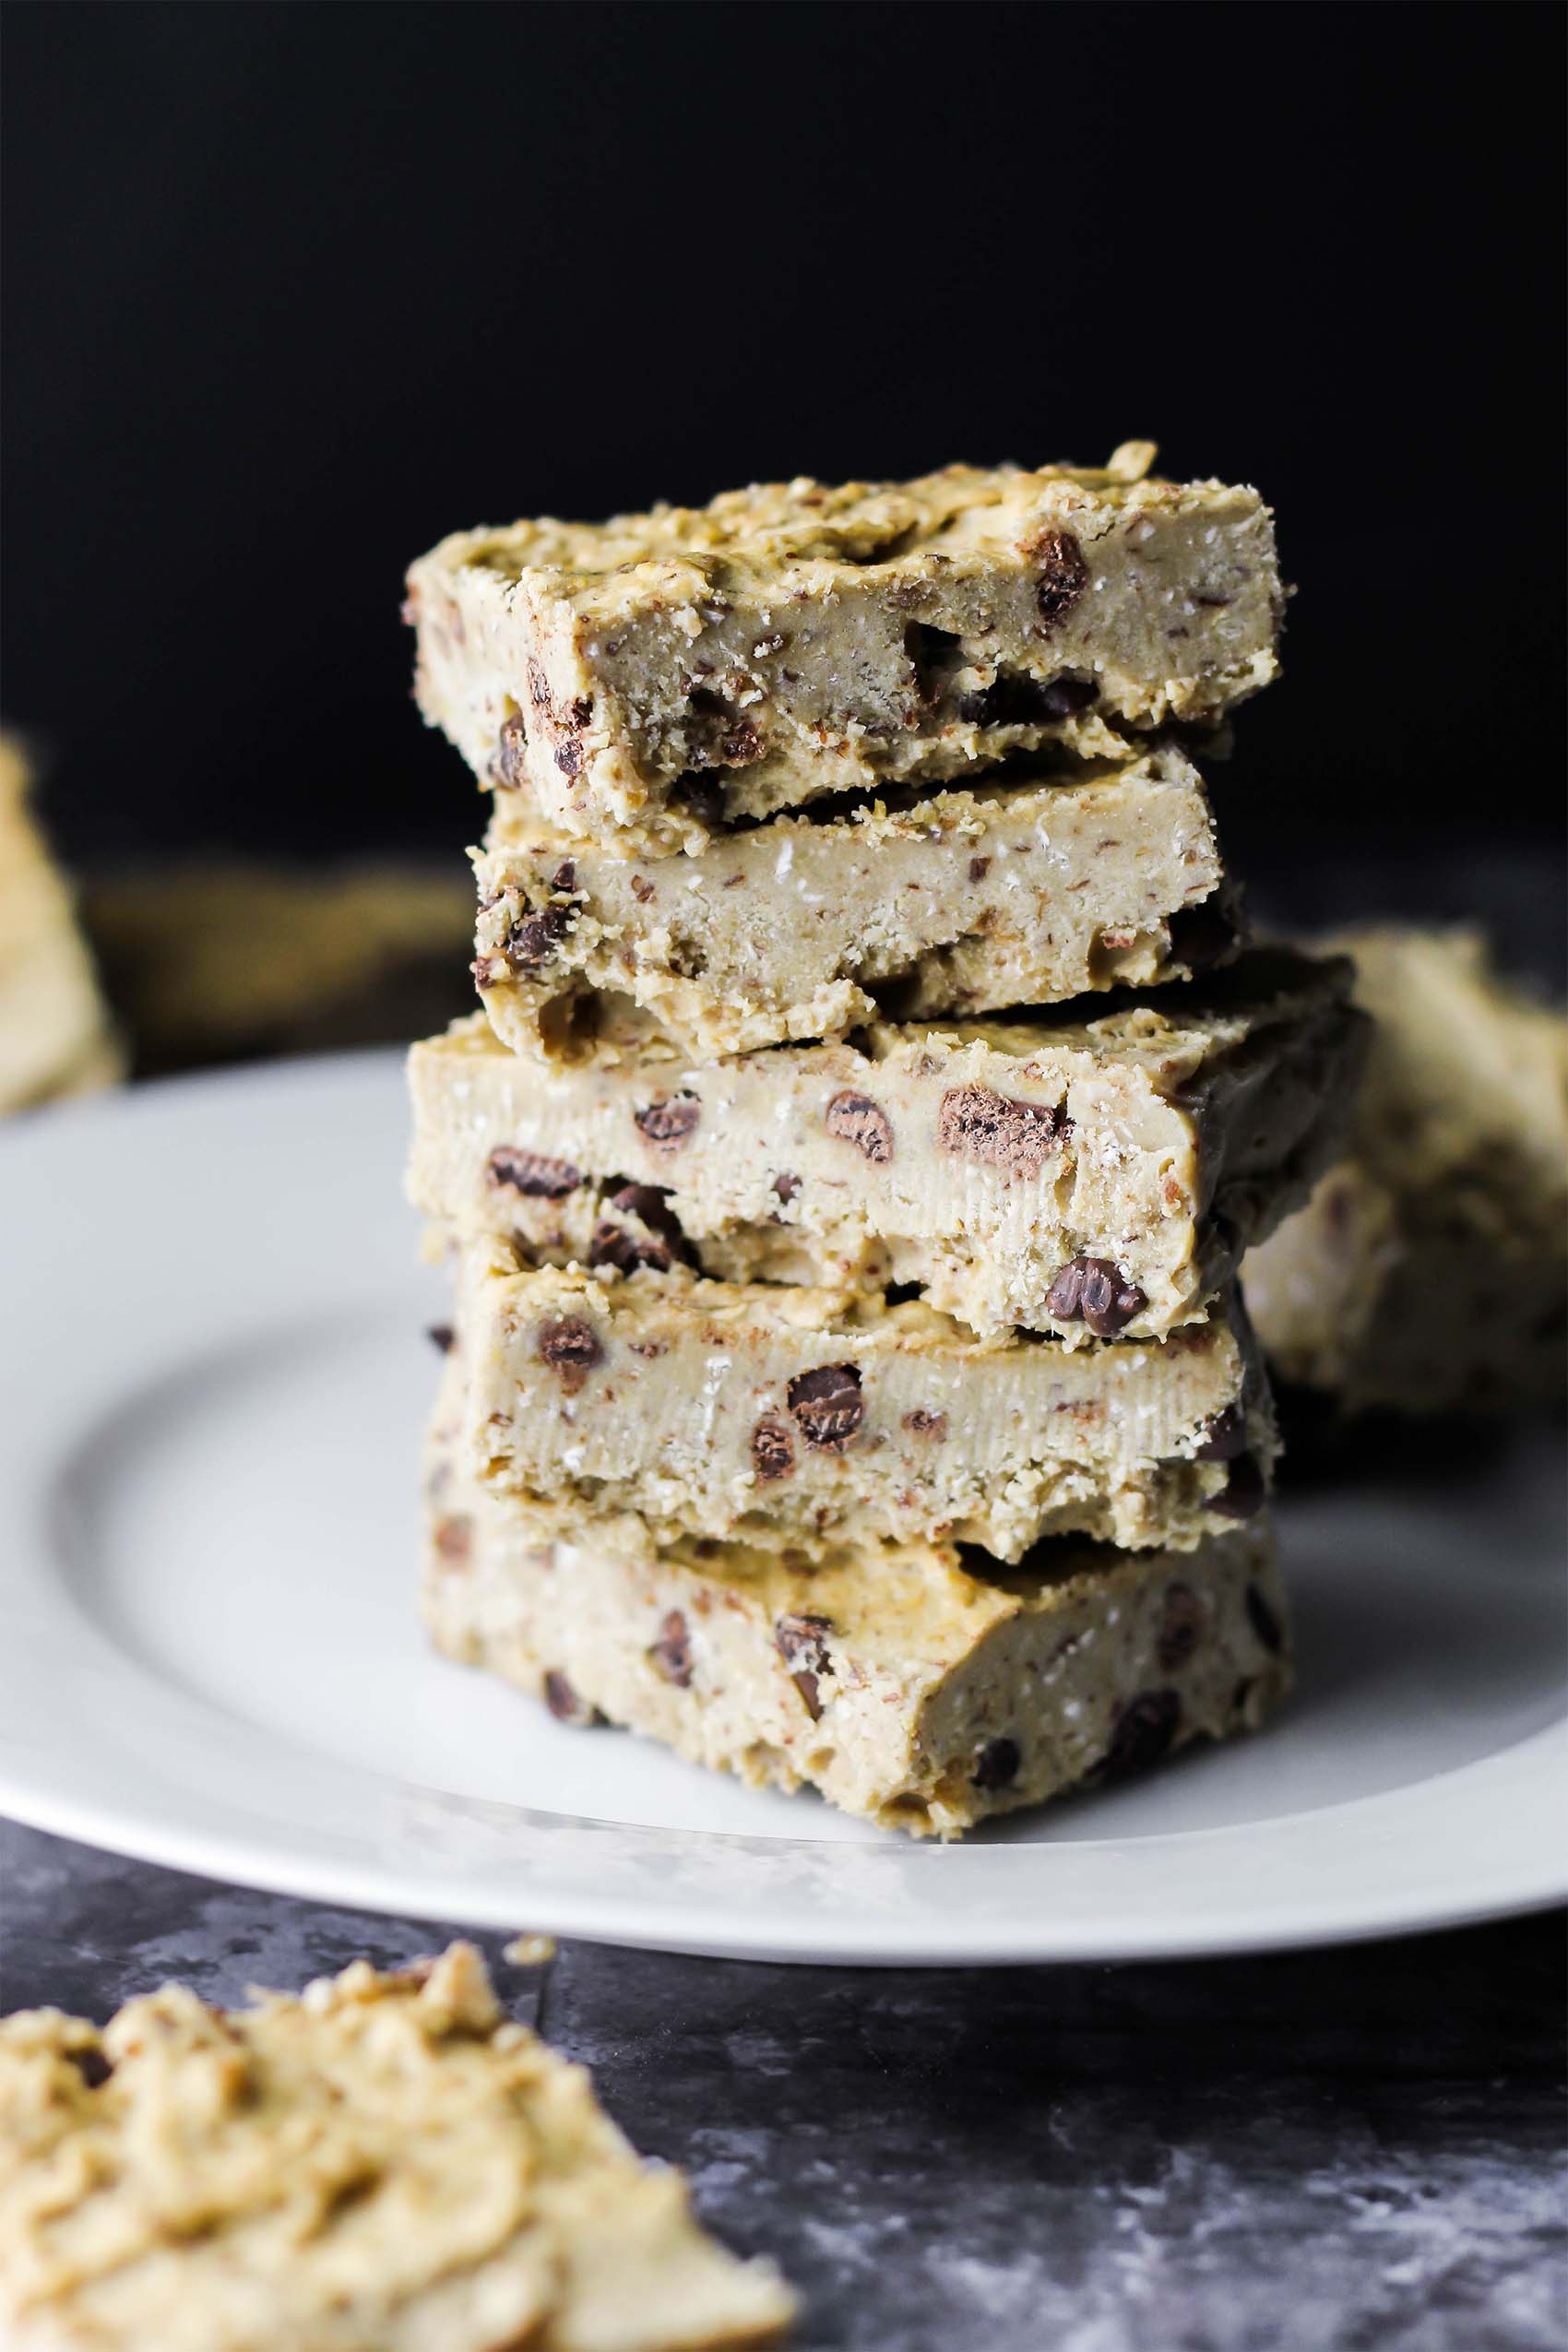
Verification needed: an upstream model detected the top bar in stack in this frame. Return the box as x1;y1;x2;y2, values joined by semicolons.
407;445;1283;850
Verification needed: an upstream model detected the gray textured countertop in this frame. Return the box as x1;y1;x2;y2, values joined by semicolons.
3;1819;1562;2351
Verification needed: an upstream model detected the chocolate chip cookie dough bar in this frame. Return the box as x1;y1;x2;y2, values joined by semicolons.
407;446;1282;851
0;1942;794;2352
422;1384;1291;1839
452;1249;1276;1560
470;747;1241;1056
410;947;1366;1345
1246;926;1568;1411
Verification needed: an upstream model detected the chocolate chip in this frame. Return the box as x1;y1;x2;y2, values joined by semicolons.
1158;1583;1206;1671
65;2047;113;2090
500;901;573;970
1195;1403;1248;1462
635;1093;701;1148
434;1516;472;1566
1167;895;1241;976
631;875;656;903
426;1324;455;1355
824;1090;894;1164
550;861;577;893
772;1171;802;1204
554;737;583;778
971;1736;1021;1790
1046;1254;1147;1337
486;1146;583;1199
495;711;529;788
588;1218;668;1276
543;1670;604;1728
648;1609;694;1687
968;855;991;882
751;1416;796;1481
902;1408;947;1441
775;1610;834;1718
1029;527;1089;630
536;1315;603;1394
787;1362;864;1450
1245;1583;1285;1655
586;1182;688;1277
937;1083;1065;1177
1103;1690;1182;1781
1213;1453;1266;1520
527;659;552;711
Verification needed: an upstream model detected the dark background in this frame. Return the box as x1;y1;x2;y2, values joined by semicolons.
4;1;1564;922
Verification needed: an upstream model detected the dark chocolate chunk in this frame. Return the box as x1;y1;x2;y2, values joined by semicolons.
550;861;578;893
426;1324;456;1356
901;1408;947;1441
495;711;529;788
1213;1453;1267;1520
554;736;584;778
1195;1403;1248;1462
1103;1690;1182;1781
787;1362;864;1450
751;1416;796;1481
543;1669;604;1728
824;1090;894;1164
1245;1582;1285;1655
1045;1253;1147;1337
968;854;992;883
536;1315;603;1394
775;1610;835;1718
588;1183;688;1276
486;1146;583;1199
500;901;573;970
65;2046;114;2090
937;1083;1065;1177
635;1093;701;1148
970;1736;1021;1791
1028;527;1089;631
648;1609;694;1687
1158;1582;1206;1671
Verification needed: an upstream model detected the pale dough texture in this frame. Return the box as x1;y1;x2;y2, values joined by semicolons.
0;1943;792;2352
407;445;1281;849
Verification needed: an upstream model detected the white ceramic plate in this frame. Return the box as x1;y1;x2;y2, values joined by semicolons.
1;1055;1562;1966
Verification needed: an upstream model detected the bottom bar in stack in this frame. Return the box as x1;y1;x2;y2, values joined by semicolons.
423;1364;1290;1839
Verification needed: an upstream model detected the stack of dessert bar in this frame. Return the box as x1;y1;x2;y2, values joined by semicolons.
404;445;1367;1835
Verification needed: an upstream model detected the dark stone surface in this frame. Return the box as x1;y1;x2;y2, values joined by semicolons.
2;1819;1562;2351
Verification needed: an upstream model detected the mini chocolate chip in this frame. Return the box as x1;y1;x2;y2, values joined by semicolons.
65;2047;114;2090
824;1090;894;1164
968;855;992;882
486;1146;583;1199
1046;1253;1147;1337
1195;1403;1248;1462
971;1736;1021;1791
635;1093;701;1148
1029;527;1089;630
550;861;577;892
603;1183;688;1263
536;1315;603;1394
554;738;584;778
1245;1583;1285;1655
502;902;573;970
1103;1690;1182;1780
937;1083;1065;1177
434;1516;472;1566
772;1171;802;1204
426;1324;455;1355
588;1218;671;1276
787;1362;864;1449
1214;1453;1266;1520
495;712;529;788
775;1610;834;1718
631;875;656;903
902;1408;947;1441
648;1609;693;1687
751;1416;796;1480
1158;1583;1206;1670
543;1669;604;1727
